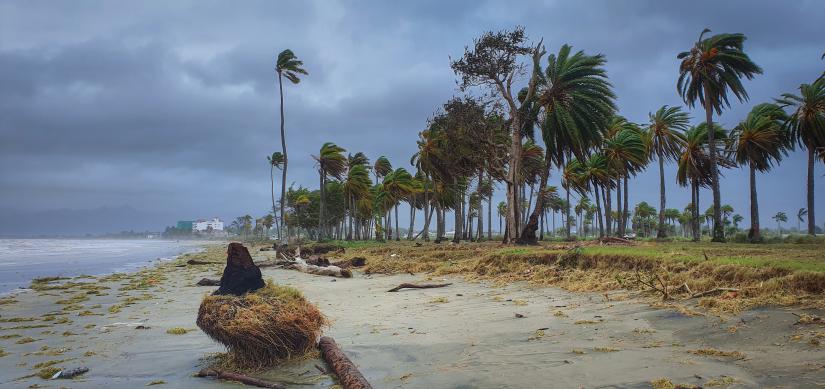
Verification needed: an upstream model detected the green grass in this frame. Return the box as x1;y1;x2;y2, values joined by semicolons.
577;242;825;272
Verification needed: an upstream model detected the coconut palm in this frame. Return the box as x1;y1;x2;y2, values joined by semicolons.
497;201;507;236
646;106;689;238
777;77;825;235
313;143;347;240
383;168;416;241
797;208;808;232
676;123;731;241
275;49;308;235
520;44;616;243
678;29;763;242
730;103;790;242
773;211;788;236
604;116;648;236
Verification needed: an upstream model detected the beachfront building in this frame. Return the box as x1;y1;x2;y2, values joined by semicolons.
193;218;224;232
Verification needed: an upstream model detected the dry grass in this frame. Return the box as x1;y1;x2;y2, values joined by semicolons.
196;280;326;368
688;348;745;359
352;241;825;313
166;327;189;335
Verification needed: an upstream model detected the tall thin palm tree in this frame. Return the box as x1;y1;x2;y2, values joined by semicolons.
678;29;762;242
646;106;689;238
266;152;284;238
275;49;308;237
797;208;808;233
677;123;730;241
313;143;346;240
730;103;789;242
773;211;787;236
777;77;825;235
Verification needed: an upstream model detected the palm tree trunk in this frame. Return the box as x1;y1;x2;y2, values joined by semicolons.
615;177;623;236
408;203;415;240
319;171;325;241
748;164;761;242
519;150;551;243
657;152;667;238
605;186;612;237
488;172;493;240
564;183;571;240
394;204;400;241
807;147;816;235
594;186;604;237
692;179;700;241
704;94;724;242
539;209;544;240
623;176;629;237
453;201;462;244
278;74;288;240
423;175;430;241
505;121;521;243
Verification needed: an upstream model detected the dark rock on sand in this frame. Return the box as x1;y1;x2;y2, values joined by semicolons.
196;278;220;286
213;243;265;296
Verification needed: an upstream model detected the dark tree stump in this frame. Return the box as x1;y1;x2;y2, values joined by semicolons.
213;243;265;296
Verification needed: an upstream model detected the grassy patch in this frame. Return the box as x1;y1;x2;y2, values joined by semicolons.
688;348;745;359
16;337;37;344
0;317;36;323
166;327;189;335
36;366;61;379
428;296;449;304
147;380;167;386
0;296;17;305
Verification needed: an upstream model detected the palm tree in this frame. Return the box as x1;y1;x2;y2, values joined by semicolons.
773;211;787;236
295;195;310;237
730;103;789;242
520;44;616;243
383;168;416;241
497;201;507;236
603;116;647;237
313;143;346;240
275;49;308;236
678;29;762;242
266;152;284;238
797;208;808;233
777;77;825;235
646;106;689;238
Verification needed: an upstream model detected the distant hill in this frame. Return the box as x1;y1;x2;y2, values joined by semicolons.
0;206;170;237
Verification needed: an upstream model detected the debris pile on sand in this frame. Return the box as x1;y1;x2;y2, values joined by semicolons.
196;280;326;367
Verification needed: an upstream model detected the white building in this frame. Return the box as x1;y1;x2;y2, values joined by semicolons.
193;218;224;232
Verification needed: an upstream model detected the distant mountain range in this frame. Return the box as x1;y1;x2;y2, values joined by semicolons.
0;206;173;237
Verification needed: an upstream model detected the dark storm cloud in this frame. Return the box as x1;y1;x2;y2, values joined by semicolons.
0;0;823;234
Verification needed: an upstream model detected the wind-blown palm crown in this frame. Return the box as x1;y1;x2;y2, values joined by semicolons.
538;44;616;165
314;143;347;179
647;106;689;161
730;103;789;171
276;49;309;84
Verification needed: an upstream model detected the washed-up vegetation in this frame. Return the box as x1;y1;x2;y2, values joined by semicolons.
196;280;326;368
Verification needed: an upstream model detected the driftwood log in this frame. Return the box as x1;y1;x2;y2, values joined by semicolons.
332;257;367;269
196;278;220;286
53;367;89;379
195;369;286;389
318;336;372;389
187;259;216;265
288;259;352;278
387;283;452;292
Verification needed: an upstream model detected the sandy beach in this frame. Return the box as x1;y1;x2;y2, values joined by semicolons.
1;244;824;388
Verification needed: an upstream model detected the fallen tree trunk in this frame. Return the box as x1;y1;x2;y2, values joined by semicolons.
196;278;220;286
387;283;452;292
195;369;286;389
187;259;218;265
318;336;372;389
332;257;367;269
288;259;352;278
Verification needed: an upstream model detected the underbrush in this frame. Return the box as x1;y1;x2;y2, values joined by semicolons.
353;242;825;313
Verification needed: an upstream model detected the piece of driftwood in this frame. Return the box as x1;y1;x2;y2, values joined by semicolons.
53;367;89;379
287;259;352;278
598;236;634;245
387;283;452;292
196;278;220;286
690;287;739;299
318;336;372;389
187;259;216;265
195;369;286;389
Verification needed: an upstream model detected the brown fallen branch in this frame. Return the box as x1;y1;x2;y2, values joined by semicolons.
598;236;634;245
187;259;218;265
689;287;739;299
196;278;220;286
195;369;286;389
288;259;352;278
318;336;372;389
387;283;452;292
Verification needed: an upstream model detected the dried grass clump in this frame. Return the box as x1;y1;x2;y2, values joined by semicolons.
196;280;326;368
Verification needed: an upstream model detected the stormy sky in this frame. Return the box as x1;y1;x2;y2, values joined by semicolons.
1;0;823;235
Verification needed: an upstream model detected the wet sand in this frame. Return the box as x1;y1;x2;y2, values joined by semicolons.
1;250;823;388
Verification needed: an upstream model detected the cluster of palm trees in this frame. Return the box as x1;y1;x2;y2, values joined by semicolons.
262;29;823;243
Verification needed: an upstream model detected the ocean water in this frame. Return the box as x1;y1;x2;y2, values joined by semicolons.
0;239;208;294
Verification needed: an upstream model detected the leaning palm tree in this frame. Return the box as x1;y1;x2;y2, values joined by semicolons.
383;168;416;241
773;211;787;236
678;29;762;242
520;44;616;243
266;152;284;238
604;116;647;236
730;103;790;242
797;208;808;233
646;106;689;238
313;143;347;240
275;49;308;236
777;77;825;235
